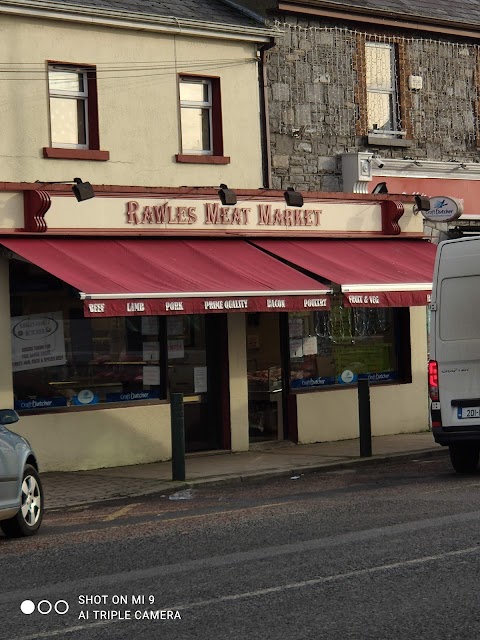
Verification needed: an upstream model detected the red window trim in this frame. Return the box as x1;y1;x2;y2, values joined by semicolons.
47;61;104;153
43;148;109;160
175;154;230;165
179;74;225;157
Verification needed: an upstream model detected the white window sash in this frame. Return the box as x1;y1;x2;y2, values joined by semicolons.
48;68;90;149
180;79;213;154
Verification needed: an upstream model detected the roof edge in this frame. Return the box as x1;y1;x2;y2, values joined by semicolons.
0;0;277;42
280;0;480;35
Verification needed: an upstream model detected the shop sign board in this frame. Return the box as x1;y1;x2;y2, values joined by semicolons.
420;196;463;222
43;196;386;234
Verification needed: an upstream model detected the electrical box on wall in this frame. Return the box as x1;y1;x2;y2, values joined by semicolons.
341;152;373;193
408;75;423;90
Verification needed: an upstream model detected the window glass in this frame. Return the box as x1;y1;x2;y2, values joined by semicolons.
367;92;394;131
49;69;85;93
10;262;164;411
365;44;393;90
180;81;210;103
50;97;87;146
365;42;398;132
439;275;480;341
48;66;88;148
180;107;211;152
167;316;207;396
289;301;400;389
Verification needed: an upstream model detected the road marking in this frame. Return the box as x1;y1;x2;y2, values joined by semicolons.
5;506;480;607
11;544;480;640
417;482;480;495
102;504;140;522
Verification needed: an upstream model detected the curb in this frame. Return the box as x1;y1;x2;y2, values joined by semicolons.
50;446;448;511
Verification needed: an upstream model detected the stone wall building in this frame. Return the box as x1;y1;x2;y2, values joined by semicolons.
234;0;480;233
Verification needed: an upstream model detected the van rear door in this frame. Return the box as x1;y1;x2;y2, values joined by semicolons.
432;237;480;435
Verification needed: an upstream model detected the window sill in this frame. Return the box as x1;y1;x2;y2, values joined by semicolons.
43;148;110;161
366;135;412;148
175;154;230;165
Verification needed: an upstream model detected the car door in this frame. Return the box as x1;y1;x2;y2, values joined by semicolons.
0;426;20;508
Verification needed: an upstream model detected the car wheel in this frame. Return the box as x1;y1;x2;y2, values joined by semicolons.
449;445;480;474
0;464;43;537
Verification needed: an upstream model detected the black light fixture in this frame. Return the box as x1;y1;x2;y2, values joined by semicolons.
371;181;388;194
35;177;95;202
72;178;95;202
284;187;304;207
218;183;237;206
414;194;431;211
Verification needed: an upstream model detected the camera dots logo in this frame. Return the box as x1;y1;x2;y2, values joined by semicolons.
20;599;69;615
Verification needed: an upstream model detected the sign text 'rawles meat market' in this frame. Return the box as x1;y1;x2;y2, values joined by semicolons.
125;201;322;228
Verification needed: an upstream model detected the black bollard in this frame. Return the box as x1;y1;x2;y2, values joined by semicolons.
358;377;372;457
170;393;186;481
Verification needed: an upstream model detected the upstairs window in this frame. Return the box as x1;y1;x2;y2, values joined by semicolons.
179;78;213;154
176;76;228;163
365;42;401;135
48;64;100;150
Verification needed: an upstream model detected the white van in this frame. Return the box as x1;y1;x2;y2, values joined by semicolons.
429;236;480;473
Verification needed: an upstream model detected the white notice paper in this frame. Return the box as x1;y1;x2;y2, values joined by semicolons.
167;339;184;359
143;342;160;362
11;311;67;372
143;366;160;386
302;336;318;356
289;338;303;359
141;317;159;336
194;367;208;393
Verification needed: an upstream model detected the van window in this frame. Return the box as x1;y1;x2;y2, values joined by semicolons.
440;275;480;340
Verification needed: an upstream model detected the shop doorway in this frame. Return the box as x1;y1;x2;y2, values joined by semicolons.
246;313;286;443
167;314;229;453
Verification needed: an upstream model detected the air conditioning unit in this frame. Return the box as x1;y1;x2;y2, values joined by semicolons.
341;152;373;193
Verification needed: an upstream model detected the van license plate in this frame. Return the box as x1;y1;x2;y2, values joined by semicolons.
458;407;480;419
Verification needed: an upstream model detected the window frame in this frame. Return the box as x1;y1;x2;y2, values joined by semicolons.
179;77;213;156
176;74;229;164
44;62;109;160
355;36;412;145
365;41;402;137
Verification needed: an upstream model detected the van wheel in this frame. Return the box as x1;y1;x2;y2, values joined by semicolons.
449;445;480;474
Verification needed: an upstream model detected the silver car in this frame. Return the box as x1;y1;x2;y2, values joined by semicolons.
0;409;43;537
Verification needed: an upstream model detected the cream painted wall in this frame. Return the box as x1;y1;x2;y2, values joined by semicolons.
1;14;264;189
296;306;429;443
228;313;249;451
12;403;172;472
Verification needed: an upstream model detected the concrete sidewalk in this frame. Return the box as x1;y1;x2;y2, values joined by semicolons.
42;431;448;510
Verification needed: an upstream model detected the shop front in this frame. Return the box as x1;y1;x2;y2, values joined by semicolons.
0;186;436;470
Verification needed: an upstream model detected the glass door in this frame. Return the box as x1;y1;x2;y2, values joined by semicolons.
246;313;284;443
167;315;226;452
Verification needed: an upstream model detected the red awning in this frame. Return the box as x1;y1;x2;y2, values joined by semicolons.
1;237;331;316
251;239;437;307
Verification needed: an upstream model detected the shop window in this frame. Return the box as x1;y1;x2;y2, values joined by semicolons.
288;301;407;390
44;63;109;160
176;76;229;164
10;262;164;411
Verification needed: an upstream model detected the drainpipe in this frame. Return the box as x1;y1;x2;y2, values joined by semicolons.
258;40;275;189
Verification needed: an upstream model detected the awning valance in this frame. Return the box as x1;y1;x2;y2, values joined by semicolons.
1;237;331;316
251;239;437;307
